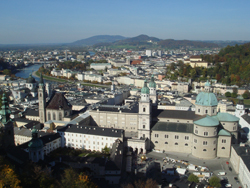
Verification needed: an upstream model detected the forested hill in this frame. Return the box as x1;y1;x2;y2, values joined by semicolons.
203;42;250;85
158;39;218;48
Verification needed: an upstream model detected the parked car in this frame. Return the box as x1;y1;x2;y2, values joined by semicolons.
225;184;232;187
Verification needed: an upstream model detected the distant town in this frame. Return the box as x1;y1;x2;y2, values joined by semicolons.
0;43;249;188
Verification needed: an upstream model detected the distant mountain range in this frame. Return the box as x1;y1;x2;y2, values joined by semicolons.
72;34;220;49
1;35;249;50
72;35;127;46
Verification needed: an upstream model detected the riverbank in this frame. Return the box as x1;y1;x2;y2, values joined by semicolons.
34;71;109;88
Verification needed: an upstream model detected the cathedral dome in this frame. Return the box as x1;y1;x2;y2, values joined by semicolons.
141;80;149;94
27;73;36;84
195;81;218;106
195;92;218;106
149;75;156;88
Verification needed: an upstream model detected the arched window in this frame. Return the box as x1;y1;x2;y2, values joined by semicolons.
165;142;168;144
59;112;62;121
222;147;225;149
53;112;56;120
175;142;178;145
185;143;188;146
155;141;158;143
203;149;207;151
194;146;196;149
143;108;145;112
48;112;51;120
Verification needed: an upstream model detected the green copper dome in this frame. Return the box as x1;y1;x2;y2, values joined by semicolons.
149;75;156;88
141;80;150;94
27;73;36;84
28;126;43;150
194;115;219;127
195;92;218;106
195;82;217;107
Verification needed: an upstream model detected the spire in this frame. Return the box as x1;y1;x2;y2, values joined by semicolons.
0;94;11;125
39;73;44;85
141;79;150;94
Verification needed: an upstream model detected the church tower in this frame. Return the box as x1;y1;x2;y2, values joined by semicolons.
38;74;46;123
138;80;151;140
28;126;44;162
149;75;157;106
235;95;245;118
0;94;15;148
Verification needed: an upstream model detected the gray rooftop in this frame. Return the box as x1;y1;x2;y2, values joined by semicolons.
151;121;193;133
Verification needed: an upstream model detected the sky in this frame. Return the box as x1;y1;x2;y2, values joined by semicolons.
0;0;250;44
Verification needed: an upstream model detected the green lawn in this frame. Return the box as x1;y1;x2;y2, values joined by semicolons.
35;71;108;87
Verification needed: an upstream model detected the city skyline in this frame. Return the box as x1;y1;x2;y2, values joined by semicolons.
1;0;250;44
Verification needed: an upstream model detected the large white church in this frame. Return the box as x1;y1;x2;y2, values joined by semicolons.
36;74;240;159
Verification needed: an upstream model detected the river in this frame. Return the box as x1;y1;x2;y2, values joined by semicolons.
15;64;42;81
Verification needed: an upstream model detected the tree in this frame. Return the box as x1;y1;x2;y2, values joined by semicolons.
188;174;199;183
231;93;237;98
122;179;158;188
243;90;250;99
0;165;21;188
102;145;110;154
2;69;11;76
209;176;221;187
225;92;231;98
60;168;78;188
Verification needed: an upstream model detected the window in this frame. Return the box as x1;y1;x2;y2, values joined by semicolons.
198;109;200;112
203;149;207;151
194;139;197;143
203;141;207;145
165;135;168;138
143;125;145;129
194;146;196;149
175;143;178;145
155;141;158;143
222;139;226;143
53;112;56;120
185;136;189;140
185;143;188;146
222;147;225;149
48;112;51;120
165;142;168;144
59;112;62;121
214;148;216;151
205;110;208;114
175;135;179;139
155;134;159;137
204;132;208;136
143;108;145;112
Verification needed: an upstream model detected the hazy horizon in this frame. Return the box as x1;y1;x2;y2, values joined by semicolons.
1;0;250;44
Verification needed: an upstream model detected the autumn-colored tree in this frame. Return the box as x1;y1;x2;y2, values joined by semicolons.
122;179;158;188
0;165;21;188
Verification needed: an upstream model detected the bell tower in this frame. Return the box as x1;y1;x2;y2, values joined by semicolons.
138;80;151;140
38;74;46;123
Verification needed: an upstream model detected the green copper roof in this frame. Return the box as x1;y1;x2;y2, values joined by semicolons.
194;115;219;127
216;112;239;122
141;80;150;94
27;73;36;83
204;80;211;87
218;129;231;136
149;75;156;88
195;92;218;106
28;126;43;149
0;94;11;124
